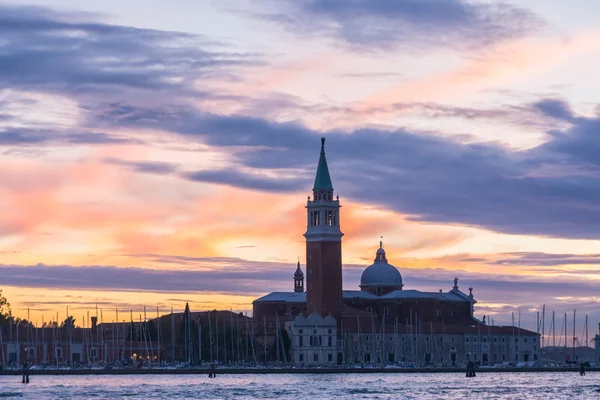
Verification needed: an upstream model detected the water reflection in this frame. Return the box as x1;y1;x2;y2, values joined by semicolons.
0;372;598;399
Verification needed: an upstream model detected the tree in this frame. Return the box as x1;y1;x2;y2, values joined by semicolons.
14;318;34;328
61;316;76;328
0;289;10;327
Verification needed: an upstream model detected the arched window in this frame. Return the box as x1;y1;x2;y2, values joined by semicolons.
327;210;333;226
382;307;391;316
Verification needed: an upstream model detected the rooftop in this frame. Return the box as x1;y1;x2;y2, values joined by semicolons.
253;289;473;303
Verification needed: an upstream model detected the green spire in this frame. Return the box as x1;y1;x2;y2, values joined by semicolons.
313;137;333;190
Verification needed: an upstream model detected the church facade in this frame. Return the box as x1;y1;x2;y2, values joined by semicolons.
253;138;539;366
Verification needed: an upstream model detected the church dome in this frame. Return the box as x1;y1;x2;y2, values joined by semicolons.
360;242;403;291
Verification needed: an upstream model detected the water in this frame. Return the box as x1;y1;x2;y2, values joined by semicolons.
0;372;599;399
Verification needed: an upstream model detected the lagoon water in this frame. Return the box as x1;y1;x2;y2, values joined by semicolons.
1;372;599;399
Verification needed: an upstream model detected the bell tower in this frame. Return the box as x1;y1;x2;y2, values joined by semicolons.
294;261;304;293
304;137;343;320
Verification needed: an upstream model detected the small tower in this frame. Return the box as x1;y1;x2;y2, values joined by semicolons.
294;261;304;293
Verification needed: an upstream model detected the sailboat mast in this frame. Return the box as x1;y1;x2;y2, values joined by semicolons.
536;311;540;353
511;312;515;362
130;310;133;363
223;319;226;364
230;310;235;364
541;305;545;348
585;315;588;347
216;313;219;364
245;314;249;364
552;311;555;347
198;317;202;364
115;308;119;363
209;311;214;366
157;307;160;366
572;309;576;358
251;314;256;365
275;313;280;363
263;316;267;363
564;313;567;359
518;307;521;362
171;308;175;363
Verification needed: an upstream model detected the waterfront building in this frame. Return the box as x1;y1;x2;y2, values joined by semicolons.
254;138;541;366
0;310;250;368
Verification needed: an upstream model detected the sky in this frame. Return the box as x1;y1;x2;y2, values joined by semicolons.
1;0;600;338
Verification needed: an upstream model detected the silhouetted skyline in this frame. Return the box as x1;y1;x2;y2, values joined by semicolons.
1;1;599;330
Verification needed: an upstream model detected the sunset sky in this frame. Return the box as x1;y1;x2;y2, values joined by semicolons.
2;0;600;335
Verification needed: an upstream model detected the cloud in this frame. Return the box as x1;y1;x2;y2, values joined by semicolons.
531;99;575;122
333;99;575;131
0;127;47;145
257;0;540;51
0;259;296;294
2;256;599;328
339;72;406;79
183;168;310;192
0;127;138;146
103;158;178;175
462;252;600;267
2;255;598;301
91;98;600;240
0;4;260;98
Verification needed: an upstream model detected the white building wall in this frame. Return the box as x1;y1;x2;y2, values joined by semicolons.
290;314;339;366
